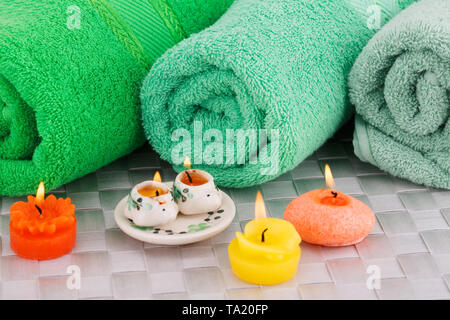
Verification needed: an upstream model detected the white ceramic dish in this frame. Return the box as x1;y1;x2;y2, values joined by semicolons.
114;182;236;245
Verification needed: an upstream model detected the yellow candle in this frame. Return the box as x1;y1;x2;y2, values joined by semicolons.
228;191;301;285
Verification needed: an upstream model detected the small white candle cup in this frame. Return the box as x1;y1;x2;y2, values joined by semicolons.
125;181;178;227
174;169;222;215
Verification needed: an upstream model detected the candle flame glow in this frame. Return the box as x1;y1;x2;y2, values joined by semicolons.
36;181;45;206
324;164;335;189
184;156;191;169
153;171;162;182
254;191;267;219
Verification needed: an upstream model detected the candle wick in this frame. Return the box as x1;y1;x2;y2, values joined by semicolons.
186;171;193;184
331;191;338;198
156;190;159;196
35;204;42;215
261;228;268;243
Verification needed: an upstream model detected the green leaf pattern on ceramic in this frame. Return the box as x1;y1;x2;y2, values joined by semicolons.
130;221;155;231
173;185;182;200
187;223;210;233
127;194;153;211
173;184;194;202
127;194;137;211
143;202;153;211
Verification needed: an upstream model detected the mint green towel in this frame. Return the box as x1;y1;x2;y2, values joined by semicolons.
0;0;232;196
350;0;449;189
141;0;415;188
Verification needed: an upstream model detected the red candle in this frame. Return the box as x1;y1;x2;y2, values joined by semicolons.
284;165;374;246
9;182;76;260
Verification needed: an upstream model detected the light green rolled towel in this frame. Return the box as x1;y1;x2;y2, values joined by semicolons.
350;0;450;189
141;0;415;188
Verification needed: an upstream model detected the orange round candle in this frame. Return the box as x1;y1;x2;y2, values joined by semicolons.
284;188;374;246
284;165;374;247
9;182;76;260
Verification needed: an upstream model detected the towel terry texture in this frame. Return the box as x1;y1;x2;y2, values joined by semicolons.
141;0;415;188
0;0;232;196
350;0;450;189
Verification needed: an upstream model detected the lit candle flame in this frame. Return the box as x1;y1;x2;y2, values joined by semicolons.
153;171;162;182
254;191;267;219
36;181;45;206
184;156;191;169
324;164;335;189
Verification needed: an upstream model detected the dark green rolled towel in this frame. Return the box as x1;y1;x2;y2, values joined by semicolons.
0;0;232;196
350;0;449;189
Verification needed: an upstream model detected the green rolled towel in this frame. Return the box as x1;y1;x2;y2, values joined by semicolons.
0;0;232;196
141;0;415;188
350;0;449;189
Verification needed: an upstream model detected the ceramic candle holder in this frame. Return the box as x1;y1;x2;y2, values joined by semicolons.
174;169;222;215
125;181;178;227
